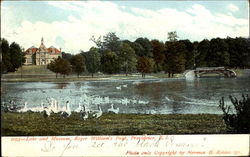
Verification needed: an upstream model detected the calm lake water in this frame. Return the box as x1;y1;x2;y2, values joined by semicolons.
1;77;249;114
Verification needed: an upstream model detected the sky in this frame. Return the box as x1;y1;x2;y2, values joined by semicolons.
1;0;249;54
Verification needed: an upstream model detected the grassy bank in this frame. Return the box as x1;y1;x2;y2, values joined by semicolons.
1;65;179;82
1;112;227;136
2;65;248;82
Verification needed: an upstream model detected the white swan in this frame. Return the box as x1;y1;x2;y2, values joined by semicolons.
19;102;28;112
108;104;119;114
92;105;102;118
116;86;122;90
61;101;71;118
66;101;71;114
75;103;82;112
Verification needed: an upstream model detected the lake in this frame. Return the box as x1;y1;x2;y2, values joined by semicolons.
1;77;249;114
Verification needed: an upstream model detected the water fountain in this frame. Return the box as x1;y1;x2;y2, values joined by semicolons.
184;70;195;80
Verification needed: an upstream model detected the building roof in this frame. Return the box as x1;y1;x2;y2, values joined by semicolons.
24;38;61;54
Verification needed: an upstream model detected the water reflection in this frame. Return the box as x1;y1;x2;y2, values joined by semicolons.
54;82;69;89
1;77;250;114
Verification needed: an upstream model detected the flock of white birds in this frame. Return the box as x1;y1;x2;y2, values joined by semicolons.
16;97;121;120
3;82;156;119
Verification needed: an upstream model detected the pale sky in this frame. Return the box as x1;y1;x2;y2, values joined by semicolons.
1;0;249;54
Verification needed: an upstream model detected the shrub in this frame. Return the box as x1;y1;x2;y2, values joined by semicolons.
219;94;250;133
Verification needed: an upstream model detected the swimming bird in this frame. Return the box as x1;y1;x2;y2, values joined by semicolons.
107;104;119;114
122;84;127;88
116;86;122;90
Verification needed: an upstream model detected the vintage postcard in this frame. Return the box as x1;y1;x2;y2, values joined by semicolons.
1;0;249;156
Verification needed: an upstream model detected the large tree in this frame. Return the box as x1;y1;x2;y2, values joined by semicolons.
47;57;71;78
137;56;154;78
134;37;153;57
179;39;195;69
9;42;25;72
151;39;165;72
100;50;120;74
70;54;85;77
85;47;101;77
163;31;186;77
208;38;229;67
90;32;121;53
62;52;73;62
196;39;210;67
130;42;144;57
0;38;12;73
164;41;186;77
118;43;137;76
226;37;250;68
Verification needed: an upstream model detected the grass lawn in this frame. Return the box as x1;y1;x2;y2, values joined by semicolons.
1;112;227;136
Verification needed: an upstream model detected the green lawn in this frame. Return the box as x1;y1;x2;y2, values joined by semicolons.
1;112;227;136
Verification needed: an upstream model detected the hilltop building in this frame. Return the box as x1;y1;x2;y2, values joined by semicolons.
23;38;62;65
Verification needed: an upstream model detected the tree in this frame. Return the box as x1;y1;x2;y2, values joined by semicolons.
134;37;153;57
100;50;120;74
208;38;229;67
130;42;144;57
164;32;186;77
85;47;101;77
0;38;12;73
179;40;195;69
118;43;137;76
151;39;165;72
59;58;72;78
103;32;121;53
168;31;178;42
70;54;85;77
164;41;186;77
91;32;122;53
47;57;71;78
47;57;60;78
226;37;250;68
137;56;154;78
9;42;25;72
196;39;210;67
62;52;73;62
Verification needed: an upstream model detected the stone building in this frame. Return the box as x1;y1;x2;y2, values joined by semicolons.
24;38;62;65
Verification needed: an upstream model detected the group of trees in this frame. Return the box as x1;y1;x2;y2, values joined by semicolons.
1;32;250;78
60;32;249;78
1;38;25;74
47;54;86;78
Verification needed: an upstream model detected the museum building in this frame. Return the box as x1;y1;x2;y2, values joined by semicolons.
24;38;62;65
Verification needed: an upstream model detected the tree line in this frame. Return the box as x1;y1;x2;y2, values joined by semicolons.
57;32;250;78
1;32;250;77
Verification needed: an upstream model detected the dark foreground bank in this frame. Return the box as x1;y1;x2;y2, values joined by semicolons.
1;112;227;136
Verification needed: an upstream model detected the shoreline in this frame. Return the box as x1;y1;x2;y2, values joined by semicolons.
1;68;249;83
1;74;182;82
